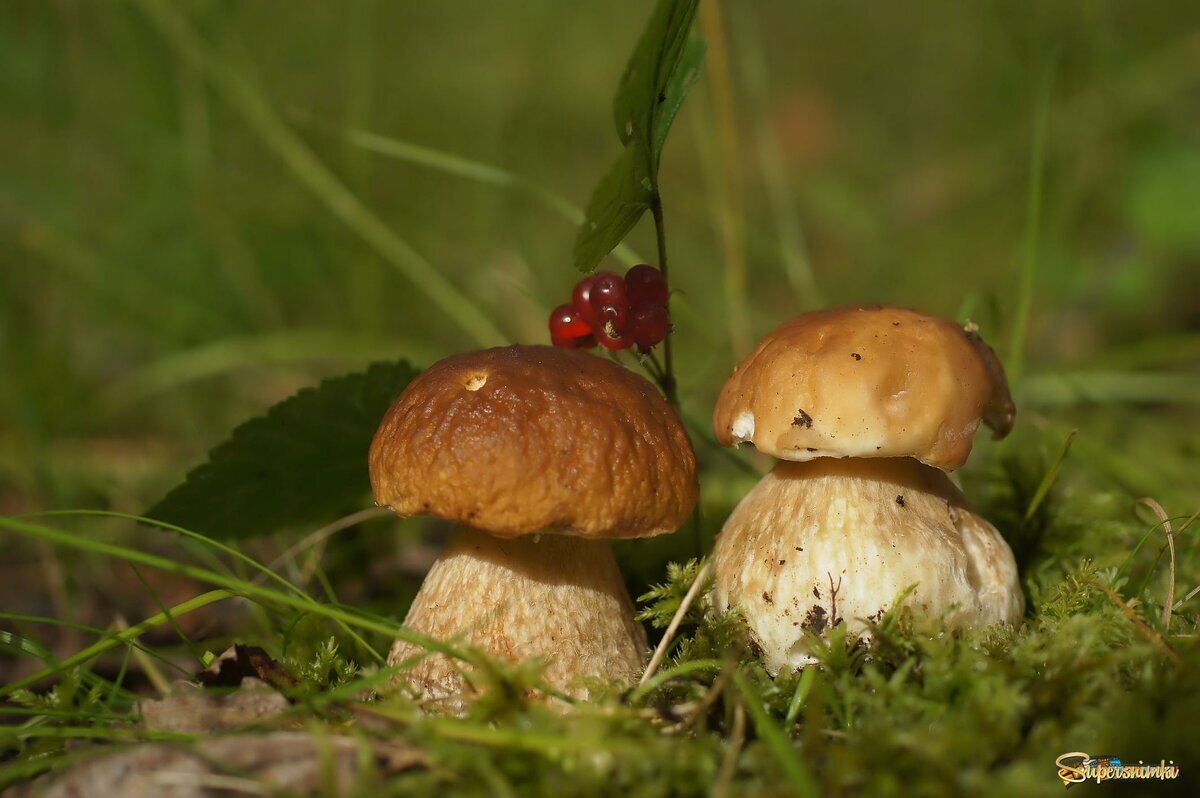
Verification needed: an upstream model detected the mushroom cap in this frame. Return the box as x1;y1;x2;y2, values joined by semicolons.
713;305;1015;470
369;345;698;539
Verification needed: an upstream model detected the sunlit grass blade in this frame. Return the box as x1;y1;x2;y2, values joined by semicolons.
25;510;309;600
0;590;234;700
783;665;817;728
29;509;388;663
729;4;821;309
0;515;465;670
1090;333;1200;369
0;726;194;744
1024;429;1078;522
107;330;438;404
310;120;644;269
733;670;819;798
133;0;506;348
695;5;751;356
1006;68;1053;382
626;658;723;704
0;617;165;702
1022;371;1200;406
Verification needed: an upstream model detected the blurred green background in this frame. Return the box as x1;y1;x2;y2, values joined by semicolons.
1;1;1198;654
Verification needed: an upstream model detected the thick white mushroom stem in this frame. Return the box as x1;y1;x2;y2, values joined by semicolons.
389;526;647;706
712;457;1023;674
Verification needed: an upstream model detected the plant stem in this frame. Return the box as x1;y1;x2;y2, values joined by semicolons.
644;349;667;381
650;196;679;407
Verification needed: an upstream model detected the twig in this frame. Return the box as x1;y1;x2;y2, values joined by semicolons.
638;560;712;687
1084;579;1181;665
1174;583;1200;612
1136;498;1176;631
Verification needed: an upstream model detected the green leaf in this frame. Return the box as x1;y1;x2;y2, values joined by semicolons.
573;145;655;273
574;0;704;271
147;360;417;539
613;0;701;160
651;36;706;169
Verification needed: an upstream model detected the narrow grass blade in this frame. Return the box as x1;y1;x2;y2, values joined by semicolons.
1022;371;1200;406
0;515;462;665
320;122;643;269
626;658;723;704
696;3;750;356
0;590;234;699
732;670;819;798
1007;69;1053;382
1024;428;1078;522
133;0;506;347
783;666;817;728
729;4;821;308
108;330;437;404
27;510;311;601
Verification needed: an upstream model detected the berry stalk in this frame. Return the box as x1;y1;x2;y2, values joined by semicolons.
650;196;678;407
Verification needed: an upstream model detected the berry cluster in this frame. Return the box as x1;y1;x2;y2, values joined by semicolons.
549;264;670;351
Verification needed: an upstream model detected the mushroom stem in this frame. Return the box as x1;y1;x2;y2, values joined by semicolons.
712;458;1023;674
389;526;647;706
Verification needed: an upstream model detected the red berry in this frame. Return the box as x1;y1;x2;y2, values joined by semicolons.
595;301;629;331
630;303;670;347
549;303;593;348
596;319;634;350
625;264;669;307
552;331;597;349
588;272;628;318
571;275;602;328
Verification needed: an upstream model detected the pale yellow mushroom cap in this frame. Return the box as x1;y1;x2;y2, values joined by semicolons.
713;305;1015;470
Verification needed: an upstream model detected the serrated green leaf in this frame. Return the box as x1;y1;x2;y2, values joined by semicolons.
147;360;417;539
573;144;655;272
575;0;704;271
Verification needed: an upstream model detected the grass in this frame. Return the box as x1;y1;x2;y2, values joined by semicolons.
2;1;1199;796
5;459;1197;796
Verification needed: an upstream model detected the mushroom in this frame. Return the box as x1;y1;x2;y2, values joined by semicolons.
370;345;698;704
710;305;1023;673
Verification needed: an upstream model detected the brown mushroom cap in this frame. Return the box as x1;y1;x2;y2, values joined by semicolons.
713;305;1015;470
370;345;698;538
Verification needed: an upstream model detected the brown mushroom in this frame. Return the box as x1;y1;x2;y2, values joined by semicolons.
370;345;698;705
711;305;1023;673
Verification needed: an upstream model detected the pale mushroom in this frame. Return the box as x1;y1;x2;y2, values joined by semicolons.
711;305;1023;673
370;345;698;704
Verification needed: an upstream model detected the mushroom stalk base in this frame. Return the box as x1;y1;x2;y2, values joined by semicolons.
712;458;1023;674
389;526;647;707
